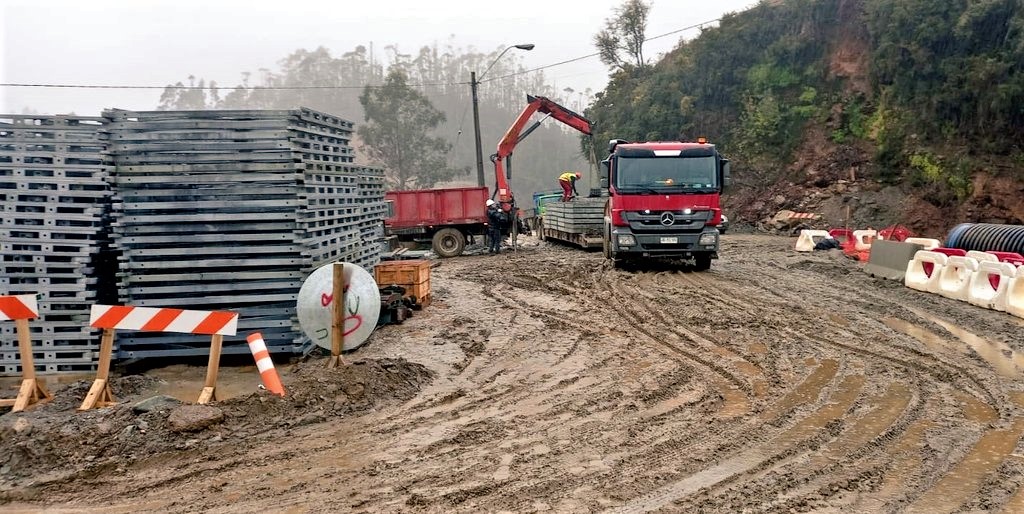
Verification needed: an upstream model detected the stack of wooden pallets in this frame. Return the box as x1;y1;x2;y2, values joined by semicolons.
103;108;386;358
0;115;114;376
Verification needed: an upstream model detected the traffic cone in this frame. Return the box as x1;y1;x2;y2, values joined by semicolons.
246;332;285;397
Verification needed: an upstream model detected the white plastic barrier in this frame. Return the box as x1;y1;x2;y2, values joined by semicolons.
936;256;979;301
905;237;941;250
966;250;999;263
904;251;948;293
795;230;833;252
853;229;878;251
1007;267;1024;319
967;261;1018;311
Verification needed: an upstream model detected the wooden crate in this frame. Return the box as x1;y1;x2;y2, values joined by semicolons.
374;260;431;306
374;259;431;286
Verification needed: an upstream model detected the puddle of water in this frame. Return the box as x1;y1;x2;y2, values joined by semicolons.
642;387;706;419
828;313;851;327
748;342;768;355
953;391;998;423
717;382;750;419
761;359;840;421
908;307;1024;378
882;317;961;354
907;419;1024;514
137;364;262;402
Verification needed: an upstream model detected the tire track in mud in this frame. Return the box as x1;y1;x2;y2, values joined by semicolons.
686;248;1023;512
598;250;974;507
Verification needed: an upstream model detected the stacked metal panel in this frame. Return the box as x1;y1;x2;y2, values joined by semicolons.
103;108;385;358
0;115;113;376
543;199;605;233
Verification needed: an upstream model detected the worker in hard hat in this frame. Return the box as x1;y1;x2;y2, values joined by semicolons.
485;199;503;254
558;171;582;202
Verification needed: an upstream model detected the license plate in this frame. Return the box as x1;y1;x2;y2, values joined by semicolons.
660;237;678;244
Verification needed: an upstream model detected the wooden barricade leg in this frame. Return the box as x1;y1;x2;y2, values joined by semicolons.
198;334;223;404
6;318;53;412
79;328;117;410
327;262;347;369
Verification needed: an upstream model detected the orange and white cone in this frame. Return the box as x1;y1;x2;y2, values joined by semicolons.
246;332;285;397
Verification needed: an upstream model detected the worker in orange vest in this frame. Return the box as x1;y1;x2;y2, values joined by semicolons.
558;171;581;202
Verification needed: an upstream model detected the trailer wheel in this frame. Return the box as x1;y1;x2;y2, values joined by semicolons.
432;228;465;257
694;254;712;271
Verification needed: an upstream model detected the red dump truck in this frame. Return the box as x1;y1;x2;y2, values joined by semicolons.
384;186;490;258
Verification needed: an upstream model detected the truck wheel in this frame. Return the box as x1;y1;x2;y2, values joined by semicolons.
432;228;465;258
694;254;712;271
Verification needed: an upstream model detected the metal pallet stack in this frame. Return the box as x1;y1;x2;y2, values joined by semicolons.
103;108;385;358
0;115;114;376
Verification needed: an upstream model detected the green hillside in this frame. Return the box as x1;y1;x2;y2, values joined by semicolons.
585;0;1024;233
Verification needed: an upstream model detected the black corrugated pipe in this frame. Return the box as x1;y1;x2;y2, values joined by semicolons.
944;223;1024;254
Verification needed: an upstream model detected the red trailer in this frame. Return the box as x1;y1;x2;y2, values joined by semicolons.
385;186;490;257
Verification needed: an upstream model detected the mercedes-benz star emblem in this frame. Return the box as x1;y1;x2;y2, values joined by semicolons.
660;212;675;226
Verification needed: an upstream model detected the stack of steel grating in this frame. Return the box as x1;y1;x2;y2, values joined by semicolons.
103;108;385;358
0;115;114;376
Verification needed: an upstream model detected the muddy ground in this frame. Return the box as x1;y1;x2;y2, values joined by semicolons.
3;233;1024;513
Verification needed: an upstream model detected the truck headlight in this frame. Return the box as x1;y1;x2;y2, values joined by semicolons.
699;232;717;246
617;234;637;246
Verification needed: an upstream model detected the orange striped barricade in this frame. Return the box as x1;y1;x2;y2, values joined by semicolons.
0;295;53;412
81;305;239;410
246;333;285;396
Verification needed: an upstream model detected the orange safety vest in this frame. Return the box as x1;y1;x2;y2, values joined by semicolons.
559;172;576;182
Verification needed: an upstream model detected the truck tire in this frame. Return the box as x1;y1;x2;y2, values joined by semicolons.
432;228;465;258
694;254;712;271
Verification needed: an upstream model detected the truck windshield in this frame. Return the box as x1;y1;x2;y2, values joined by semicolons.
615;155;718;192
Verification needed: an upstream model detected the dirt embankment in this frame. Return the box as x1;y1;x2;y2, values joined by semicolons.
3;234;1024;513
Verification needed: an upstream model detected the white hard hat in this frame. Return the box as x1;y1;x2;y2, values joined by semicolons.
486;199;496;206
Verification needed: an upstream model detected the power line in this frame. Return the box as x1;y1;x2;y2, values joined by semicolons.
0;81;462;90
1;17;722;91
479;17;721;84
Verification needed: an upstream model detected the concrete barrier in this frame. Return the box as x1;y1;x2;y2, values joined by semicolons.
905;238;941;250
866;240;925;281
936;256;979;302
905;251;948;292
795;230;833;252
967;261;1017;311
1006;267;1024;319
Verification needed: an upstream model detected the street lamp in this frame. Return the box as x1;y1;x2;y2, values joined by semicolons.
471;43;535;187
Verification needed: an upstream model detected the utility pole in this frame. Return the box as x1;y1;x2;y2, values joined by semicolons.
470;43;534;189
471;71;485;187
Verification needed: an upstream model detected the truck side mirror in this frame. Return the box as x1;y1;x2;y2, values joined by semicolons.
721;160;732;188
599;159;610;188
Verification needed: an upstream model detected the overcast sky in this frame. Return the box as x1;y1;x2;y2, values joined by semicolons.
1;0;756;116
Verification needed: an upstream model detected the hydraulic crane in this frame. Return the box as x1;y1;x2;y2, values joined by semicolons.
490;95;594;216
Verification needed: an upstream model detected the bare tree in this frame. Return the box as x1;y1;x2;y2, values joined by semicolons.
594;0;652;71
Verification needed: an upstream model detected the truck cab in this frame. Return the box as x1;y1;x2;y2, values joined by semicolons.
601;139;731;270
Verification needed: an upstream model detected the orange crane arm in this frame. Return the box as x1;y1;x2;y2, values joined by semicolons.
492;95;593;204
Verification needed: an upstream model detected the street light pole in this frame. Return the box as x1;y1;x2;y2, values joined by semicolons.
471;43;535;187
